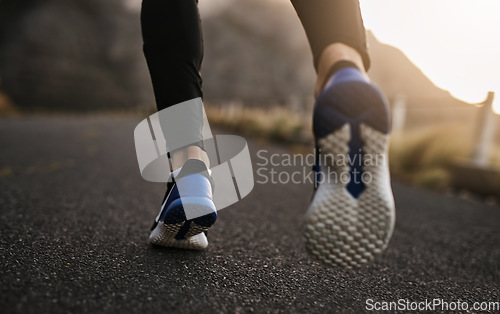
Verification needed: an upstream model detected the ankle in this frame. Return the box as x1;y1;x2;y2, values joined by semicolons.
320;61;362;92
315;43;366;98
171;145;210;170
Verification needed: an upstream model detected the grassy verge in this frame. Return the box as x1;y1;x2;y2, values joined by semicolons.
206;104;311;145
0;91;17;116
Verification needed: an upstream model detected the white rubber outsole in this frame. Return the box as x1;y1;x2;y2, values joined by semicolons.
305;123;395;268
149;223;208;250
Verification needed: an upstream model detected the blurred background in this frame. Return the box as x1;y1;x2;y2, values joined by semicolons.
1;0;499;197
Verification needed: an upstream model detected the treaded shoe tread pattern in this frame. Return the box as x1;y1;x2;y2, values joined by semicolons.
184;223;208;238
305;124;395;268
160;203;217;239
149;222;208;250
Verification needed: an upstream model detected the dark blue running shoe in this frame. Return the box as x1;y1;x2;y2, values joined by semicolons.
305;67;395;268
149;159;217;250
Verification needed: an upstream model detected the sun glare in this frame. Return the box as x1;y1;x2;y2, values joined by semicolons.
359;0;500;114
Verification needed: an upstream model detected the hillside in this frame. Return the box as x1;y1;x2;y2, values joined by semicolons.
367;32;470;108
0;0;473;113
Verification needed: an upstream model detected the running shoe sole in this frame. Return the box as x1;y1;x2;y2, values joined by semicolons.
305;75;395;268
149;183;217;250
149;225;209;250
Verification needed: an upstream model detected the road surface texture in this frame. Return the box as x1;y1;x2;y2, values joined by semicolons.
1;116;499;313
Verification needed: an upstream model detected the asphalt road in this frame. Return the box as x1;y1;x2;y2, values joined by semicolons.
1;116;499;313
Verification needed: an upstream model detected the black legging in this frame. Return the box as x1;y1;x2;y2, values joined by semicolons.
141;0;370;111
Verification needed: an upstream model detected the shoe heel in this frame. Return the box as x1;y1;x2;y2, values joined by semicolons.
163;197;217;239
313;77;390;140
